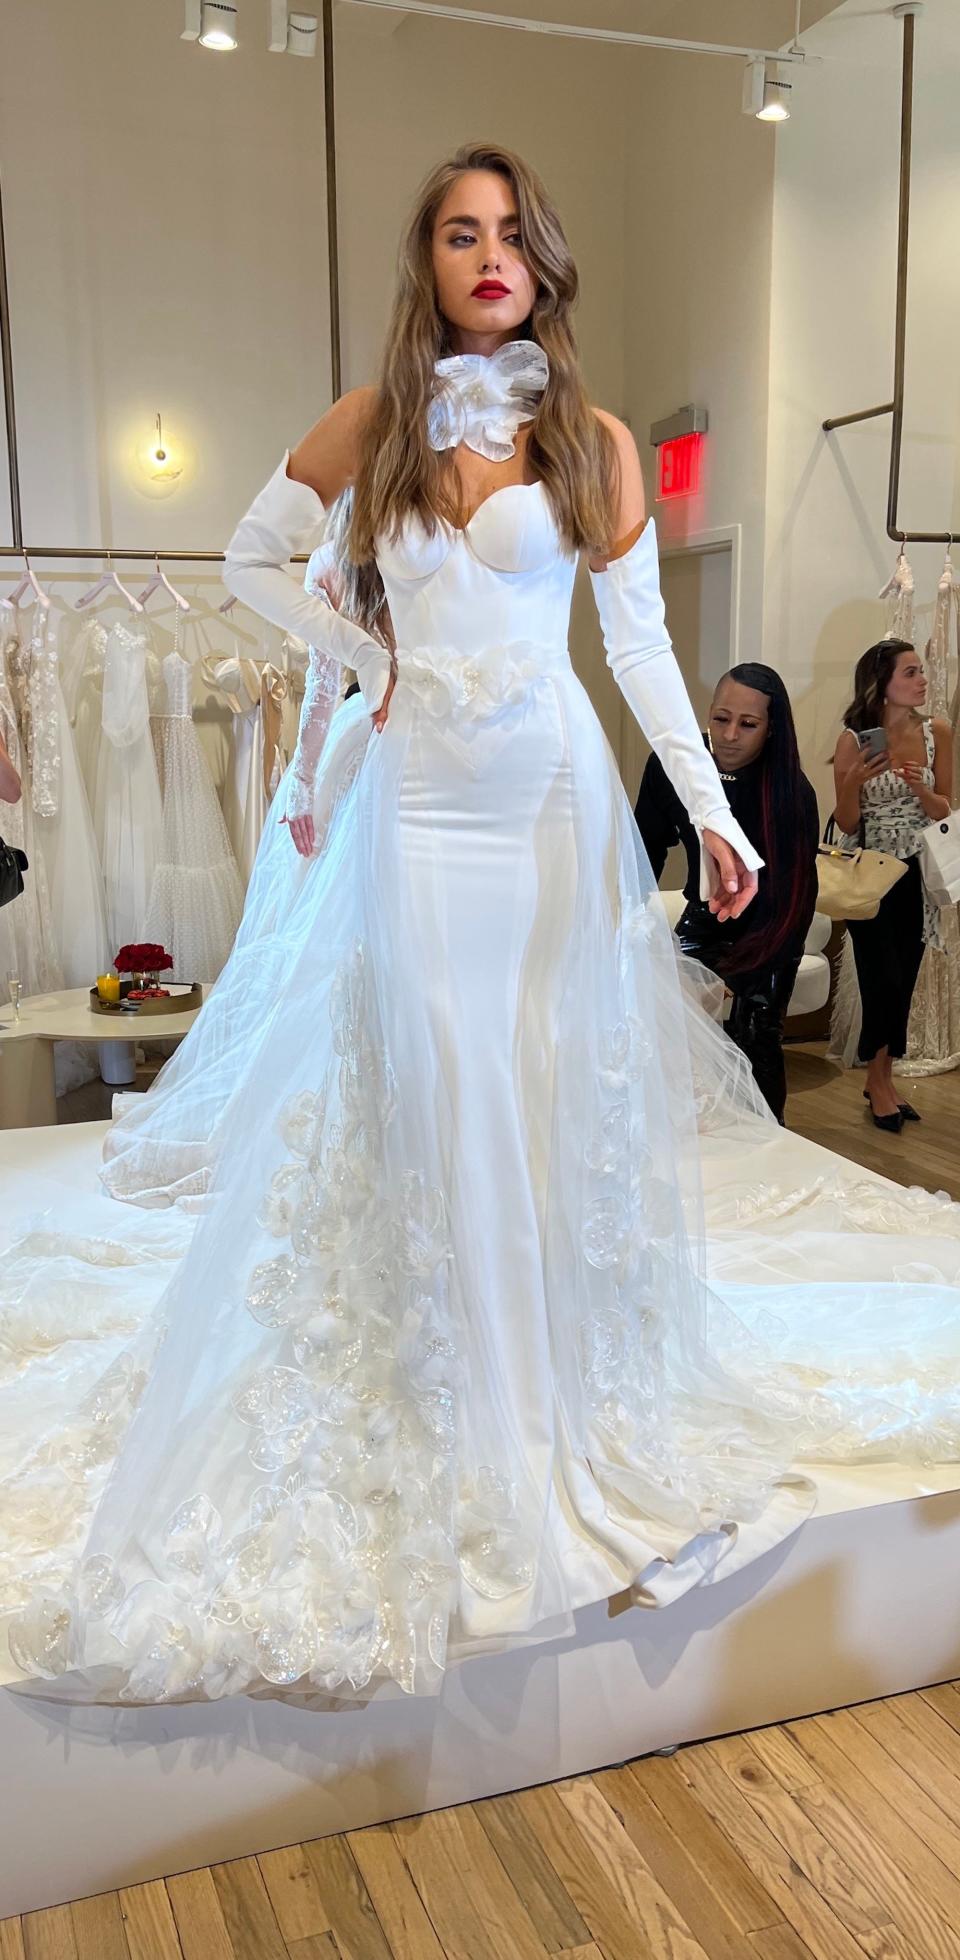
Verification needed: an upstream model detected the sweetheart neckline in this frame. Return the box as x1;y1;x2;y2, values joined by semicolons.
438;478;548;538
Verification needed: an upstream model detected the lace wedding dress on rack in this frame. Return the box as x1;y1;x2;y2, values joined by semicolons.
0;604;64;997
32;608;110;991
143;645;244;982
92;620;164;957
904;556;960;1074
5;347;960;1711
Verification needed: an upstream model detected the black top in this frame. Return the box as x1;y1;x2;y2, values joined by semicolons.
634;743;821;968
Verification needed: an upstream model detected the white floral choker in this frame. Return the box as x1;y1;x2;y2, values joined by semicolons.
428;339;549;463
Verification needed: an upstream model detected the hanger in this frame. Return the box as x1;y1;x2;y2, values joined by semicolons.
136;555;191;613
76;551;145;614
218;589;239;615
2;552;49;610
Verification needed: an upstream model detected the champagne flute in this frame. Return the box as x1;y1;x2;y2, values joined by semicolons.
7;972;22;1023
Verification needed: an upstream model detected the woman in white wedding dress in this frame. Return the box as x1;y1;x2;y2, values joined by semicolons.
6;144;960;1709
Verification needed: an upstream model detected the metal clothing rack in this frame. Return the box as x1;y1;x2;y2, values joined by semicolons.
822;3;958;548
0;0;341;570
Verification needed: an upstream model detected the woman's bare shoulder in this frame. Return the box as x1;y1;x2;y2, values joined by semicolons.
289;386;379;504
591;406;635;454
588;408;646;565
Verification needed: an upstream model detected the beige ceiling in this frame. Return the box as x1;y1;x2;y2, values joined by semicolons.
337;0;848;53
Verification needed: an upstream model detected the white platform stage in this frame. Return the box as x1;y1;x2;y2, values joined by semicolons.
3;1121;960;1919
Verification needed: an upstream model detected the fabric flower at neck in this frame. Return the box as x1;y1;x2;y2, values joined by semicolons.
428;339;549;462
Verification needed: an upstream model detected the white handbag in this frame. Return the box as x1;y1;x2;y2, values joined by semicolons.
919;810;960;907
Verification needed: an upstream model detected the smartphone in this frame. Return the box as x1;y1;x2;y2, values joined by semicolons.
857;726;888;759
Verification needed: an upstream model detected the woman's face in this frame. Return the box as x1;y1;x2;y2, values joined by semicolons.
884;648;927;711
709;679;770;771
432;170;536;355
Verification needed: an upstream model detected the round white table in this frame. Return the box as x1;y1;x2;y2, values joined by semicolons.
0;986;207;1128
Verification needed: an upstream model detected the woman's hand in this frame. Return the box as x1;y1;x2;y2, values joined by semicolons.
833;737;889;835
285;812;316;857
846;746;890;789
702;831;759;923
371;667;397;733
895;761;950;819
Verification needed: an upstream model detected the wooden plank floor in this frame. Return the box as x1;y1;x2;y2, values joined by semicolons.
11;1690;960;1959
10;1047;959;1958
785;1040;960;1202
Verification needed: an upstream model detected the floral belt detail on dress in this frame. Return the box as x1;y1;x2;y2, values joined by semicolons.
394;641;571;722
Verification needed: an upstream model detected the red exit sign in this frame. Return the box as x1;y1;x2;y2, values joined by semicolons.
657;432;703;501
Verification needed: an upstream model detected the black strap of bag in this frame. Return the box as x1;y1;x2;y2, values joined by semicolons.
0;835;28;909
822;814;865;852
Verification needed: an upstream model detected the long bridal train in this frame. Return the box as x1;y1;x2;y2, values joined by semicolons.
3;334;960;1705
4;676;960;1707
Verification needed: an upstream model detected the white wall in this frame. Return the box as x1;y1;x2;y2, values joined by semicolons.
763;0;960;808
0;0;635;742
0;0;331;557
8;0;939;805
621;47;777;649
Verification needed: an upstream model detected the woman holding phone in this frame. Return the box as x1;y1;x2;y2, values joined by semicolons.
833;638;952;1130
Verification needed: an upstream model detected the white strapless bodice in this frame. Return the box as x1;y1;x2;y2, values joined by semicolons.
375;481;577;661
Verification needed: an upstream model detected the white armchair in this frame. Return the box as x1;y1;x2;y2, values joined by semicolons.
658;890;831;1023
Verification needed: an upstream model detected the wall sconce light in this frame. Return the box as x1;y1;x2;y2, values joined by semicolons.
134;414;186;498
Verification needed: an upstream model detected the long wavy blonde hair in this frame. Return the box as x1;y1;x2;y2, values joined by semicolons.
334;142;619;638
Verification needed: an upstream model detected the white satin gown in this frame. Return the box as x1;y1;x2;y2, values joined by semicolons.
5;486;960;1706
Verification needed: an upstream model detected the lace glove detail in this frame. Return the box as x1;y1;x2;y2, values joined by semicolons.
590;520;763;900
223;453;392;714
284;645;344;820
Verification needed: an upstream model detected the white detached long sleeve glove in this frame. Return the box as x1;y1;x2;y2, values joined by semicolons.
590;520;763;901
284;646;343;821
223;453;393;722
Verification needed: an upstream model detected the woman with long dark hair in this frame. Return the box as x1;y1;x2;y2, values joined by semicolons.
636;662;819;1121
833;638;952;1131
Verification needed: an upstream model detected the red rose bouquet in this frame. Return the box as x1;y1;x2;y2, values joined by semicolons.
114;944;174;998
114;944;174;976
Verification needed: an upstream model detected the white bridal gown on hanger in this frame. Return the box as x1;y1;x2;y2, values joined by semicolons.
33;609;110;990
0;606;64;998
144;649;244;982
203;644;289;887
92;621;163;957
6;375;960;1705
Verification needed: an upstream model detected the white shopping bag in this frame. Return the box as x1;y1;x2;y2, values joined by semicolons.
920;811;960;907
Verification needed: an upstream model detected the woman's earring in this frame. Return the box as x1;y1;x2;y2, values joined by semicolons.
706;725;714;755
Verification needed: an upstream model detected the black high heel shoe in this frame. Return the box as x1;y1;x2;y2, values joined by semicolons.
898;1100;921;1122
863;1090;904;1134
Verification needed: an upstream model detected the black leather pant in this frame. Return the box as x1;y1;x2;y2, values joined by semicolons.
677;902;801;1123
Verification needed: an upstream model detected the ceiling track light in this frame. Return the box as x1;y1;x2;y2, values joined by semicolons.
742;55;792;122
201;2;239;49
183;1;239;49
269;3;318;54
